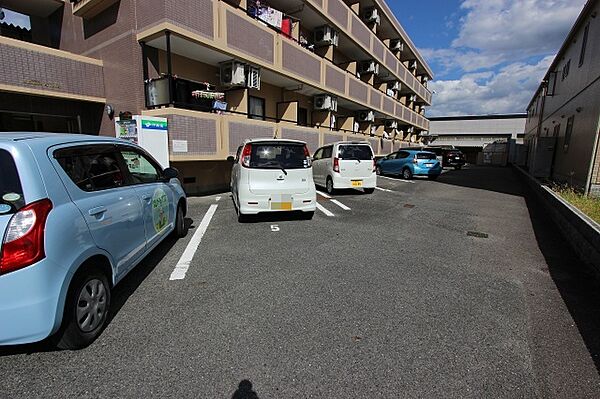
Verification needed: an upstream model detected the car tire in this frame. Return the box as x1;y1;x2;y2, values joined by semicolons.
402;168;413;180
172;204;187;238
376;166;382;176
363;187;375;194
54;268;111;350
326;177;335;195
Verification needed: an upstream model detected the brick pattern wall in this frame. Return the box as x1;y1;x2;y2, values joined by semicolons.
395;104;404;120
369;89;382;108
136;0;213;38
385;51;398;76
382;139;392;154
324;133;345;145
229;122;274;152
327;0;348;29
227;11;274;64
281;128;319;153
351;15;371;49
282;42;321;83
349;79;368;104
325;65;345;94
0;43;105;98
167;115;217;156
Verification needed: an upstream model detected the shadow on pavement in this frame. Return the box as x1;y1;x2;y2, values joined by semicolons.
231;379;260;399
439;165;600;374
0;218;194;357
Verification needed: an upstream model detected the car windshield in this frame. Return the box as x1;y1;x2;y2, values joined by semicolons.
0;149;25;214
417;152;437;160
338;145;373;160
249;143;308;169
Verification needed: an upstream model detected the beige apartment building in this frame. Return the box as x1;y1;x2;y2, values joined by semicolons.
0;0;432;193
525;0;600;195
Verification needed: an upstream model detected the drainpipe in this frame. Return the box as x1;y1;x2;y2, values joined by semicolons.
584;115;600;196
166;31;173;105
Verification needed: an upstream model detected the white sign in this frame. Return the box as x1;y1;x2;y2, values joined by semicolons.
172;140;188;153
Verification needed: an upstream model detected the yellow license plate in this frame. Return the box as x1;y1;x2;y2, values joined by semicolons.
271;202;292;210
351;180;363;187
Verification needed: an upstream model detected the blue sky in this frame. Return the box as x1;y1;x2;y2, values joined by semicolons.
0;8;31;30
390;0;587;116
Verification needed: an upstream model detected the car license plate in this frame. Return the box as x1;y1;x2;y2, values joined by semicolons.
351;180;363;187
425;163;433;168
455;157;461;160
271;202;292;210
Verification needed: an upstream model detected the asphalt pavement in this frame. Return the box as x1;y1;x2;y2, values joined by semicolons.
1;166;600;398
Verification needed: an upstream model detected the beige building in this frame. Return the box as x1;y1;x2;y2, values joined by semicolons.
0;0;432;193
524;0;600;195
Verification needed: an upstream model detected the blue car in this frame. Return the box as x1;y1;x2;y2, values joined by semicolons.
0;133;187;349
376;150;442;180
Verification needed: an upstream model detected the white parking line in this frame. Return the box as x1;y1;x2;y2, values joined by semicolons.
170;204;218;281
215;196;222;201
316;190;332;199
330;199;351;210
378;175;415;183
315;203;335;217
375;186;394;192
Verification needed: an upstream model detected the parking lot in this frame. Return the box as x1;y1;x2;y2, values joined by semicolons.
1;166;600;398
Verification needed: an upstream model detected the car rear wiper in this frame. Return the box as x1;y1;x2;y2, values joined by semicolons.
262;160;287;175
349;157;361;163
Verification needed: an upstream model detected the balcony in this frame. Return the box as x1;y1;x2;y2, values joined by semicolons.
72;0;120;18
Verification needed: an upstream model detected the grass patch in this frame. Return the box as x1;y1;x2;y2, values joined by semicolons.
554;186;600;225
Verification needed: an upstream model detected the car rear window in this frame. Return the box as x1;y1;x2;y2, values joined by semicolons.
0;149;25;214
338;145;373;160
447;151;462;156
249;143;308;169
416;152;437;160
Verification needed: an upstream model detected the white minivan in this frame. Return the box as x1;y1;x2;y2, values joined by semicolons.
312;141;376;194
230;138;317;222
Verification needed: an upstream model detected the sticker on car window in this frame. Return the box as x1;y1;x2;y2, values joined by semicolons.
0;204;11;214
152;188;169;233
2;193;21;202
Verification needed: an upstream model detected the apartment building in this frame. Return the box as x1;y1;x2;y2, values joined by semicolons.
0;0;433;193
524;0;600;195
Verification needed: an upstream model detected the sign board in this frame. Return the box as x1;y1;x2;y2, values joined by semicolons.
115;116;169;169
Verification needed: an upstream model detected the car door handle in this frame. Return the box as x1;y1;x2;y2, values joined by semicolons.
142;195;152;202
276;177;285;181
88;206;107;216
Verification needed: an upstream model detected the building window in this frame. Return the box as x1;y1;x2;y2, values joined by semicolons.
564;116;574;152
579;23;590;67
547;71;557;96
297;107;308;126
562;59;571;80
248;96;265;121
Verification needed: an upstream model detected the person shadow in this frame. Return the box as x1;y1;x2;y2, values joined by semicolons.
231;380;259;399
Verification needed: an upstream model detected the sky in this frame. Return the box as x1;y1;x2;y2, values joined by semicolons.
390;0;588;117
0;8;31;30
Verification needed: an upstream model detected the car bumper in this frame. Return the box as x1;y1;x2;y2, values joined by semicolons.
0;258;68;345
238;188;317;215
445;160;465;167
332;174;377;189
413;165;442;176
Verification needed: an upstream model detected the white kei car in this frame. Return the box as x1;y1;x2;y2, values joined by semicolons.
229;139;317;222
311;141;376;194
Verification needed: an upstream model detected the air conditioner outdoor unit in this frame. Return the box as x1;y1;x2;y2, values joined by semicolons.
408;60;418;70
314;25;339;47
220;60;246;86
314;94;338;112
385;120;398;129
356;110;375;122
388;81;401;91
407;126;415;134
363;7;380;24
409;94;417;102
386;88;395;97
390;39;404;52
358;61;379;75
246;66;261;89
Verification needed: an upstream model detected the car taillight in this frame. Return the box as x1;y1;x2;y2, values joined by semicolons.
304;145;312;167
0;199;53;275
240;144;252;168
333;157;340;173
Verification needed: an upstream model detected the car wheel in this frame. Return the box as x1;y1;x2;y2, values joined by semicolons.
55;268;111;350
376;166;382;176
402;168;413;180
326;177;335;195
172;204;188;238
363;187;375;194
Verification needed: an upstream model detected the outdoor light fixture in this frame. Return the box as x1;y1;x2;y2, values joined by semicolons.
105;104;115;119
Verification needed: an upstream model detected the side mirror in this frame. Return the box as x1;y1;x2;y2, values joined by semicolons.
227;156;235;163
163;167;179;180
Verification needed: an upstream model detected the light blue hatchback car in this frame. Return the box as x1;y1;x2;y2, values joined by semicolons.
0;133;187;349
376;149;442;180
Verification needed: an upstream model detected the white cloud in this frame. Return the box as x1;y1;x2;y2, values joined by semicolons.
427;55;553;117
